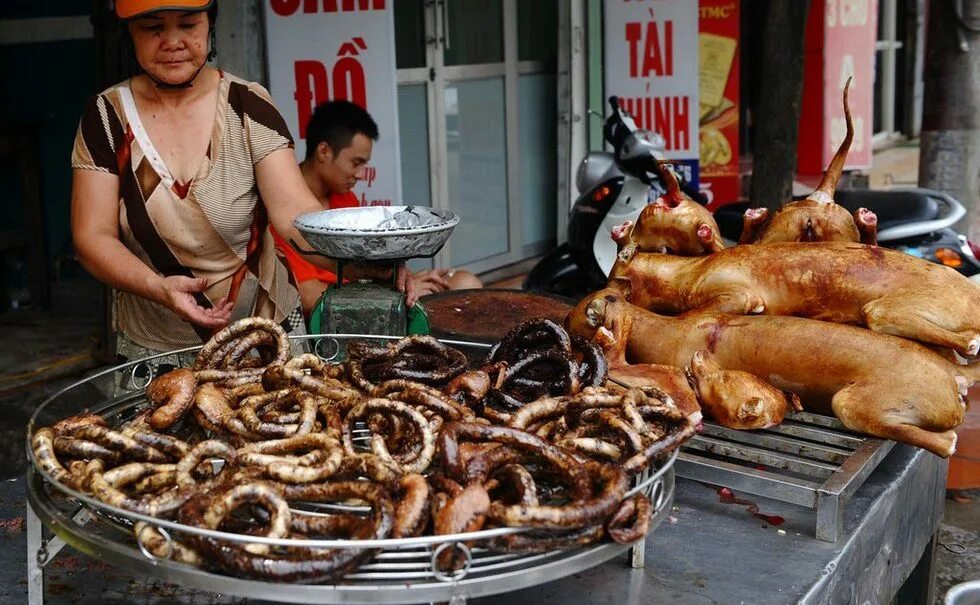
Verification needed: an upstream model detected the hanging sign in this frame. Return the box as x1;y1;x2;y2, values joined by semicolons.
798;0;876;174
264;0;401;206
604;0;700;186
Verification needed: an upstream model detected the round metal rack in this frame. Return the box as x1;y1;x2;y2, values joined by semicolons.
26;335;677;605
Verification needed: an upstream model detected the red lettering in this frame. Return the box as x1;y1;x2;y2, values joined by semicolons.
332;57;367;109
270;0;300;16
271;0;383;14
294;60;329;138
360;193;391;207
343;0;385;9
618;96;691;151
627;21;674;78
625;22;642;78
671;96;689;150
641;22;662;77
641;21;673;77
654;97;671;145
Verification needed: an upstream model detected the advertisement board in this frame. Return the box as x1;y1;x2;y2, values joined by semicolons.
264;0;401;207
698;0;740;208
604;0;700;186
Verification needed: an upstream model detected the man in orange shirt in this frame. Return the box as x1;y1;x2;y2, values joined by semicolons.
272;101;481;317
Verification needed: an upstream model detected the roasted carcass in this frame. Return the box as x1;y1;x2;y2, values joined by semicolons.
567;289;975;457
610;241;980;356
740;78;878;246
611;160;725;257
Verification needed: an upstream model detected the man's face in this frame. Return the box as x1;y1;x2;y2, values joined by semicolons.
316;133;373;195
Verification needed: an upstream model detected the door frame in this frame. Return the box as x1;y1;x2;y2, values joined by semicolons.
396;0;557;274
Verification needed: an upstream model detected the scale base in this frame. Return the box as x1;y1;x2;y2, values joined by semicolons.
316;282;408;337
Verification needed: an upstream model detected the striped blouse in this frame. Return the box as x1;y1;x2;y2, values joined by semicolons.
71;72;301;351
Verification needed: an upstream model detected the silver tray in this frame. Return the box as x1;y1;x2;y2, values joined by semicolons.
293;206;460;261
26;334;677;605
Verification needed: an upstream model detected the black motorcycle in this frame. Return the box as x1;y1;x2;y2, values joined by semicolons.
524;97;702;297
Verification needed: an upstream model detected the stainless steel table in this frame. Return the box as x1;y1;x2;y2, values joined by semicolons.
10;444;944;604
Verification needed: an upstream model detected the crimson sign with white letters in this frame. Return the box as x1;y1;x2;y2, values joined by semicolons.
264;0;401;207
604;0;700;185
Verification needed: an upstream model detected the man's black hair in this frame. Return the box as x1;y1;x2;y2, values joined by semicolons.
304;101;379;160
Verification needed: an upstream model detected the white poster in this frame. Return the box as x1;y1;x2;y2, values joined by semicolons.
604;0;699;184
264;0;401;207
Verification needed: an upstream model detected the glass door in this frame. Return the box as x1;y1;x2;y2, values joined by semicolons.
395;0;558;275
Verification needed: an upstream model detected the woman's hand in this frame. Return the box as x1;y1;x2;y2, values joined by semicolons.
155;276;233;330
73;169;234;332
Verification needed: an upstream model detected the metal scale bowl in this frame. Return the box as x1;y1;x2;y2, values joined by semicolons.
292;206;460;336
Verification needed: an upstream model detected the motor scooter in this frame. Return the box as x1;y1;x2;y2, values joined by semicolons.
524;97;697;297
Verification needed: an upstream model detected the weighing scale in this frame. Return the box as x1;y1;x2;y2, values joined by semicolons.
291;206;460;336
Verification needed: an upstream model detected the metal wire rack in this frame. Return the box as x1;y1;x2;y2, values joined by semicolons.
26;334;678;605
676;412;895;542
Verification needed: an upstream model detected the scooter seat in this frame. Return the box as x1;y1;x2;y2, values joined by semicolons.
833;188;940;231
712;188;945;240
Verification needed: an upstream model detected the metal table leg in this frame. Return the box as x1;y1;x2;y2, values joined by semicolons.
27;498;94;605
27;501;44;605
630;537;646;568
894;531;939;605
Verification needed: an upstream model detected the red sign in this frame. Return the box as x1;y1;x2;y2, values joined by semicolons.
698;0;740;209
293;39;369;139
797;0;876;175
270;0;386;16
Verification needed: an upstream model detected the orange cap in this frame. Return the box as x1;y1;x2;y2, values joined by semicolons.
115;0;214;20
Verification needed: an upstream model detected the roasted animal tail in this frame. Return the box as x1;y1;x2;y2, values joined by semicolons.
809;76;853;203
654;160;684;206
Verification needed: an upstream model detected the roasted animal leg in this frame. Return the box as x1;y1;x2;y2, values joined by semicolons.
831;381;960;456
863;294;980;356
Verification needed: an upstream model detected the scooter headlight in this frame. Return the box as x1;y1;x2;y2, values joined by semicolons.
935;247;964;268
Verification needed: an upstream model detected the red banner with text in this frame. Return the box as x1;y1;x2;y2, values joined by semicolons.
798;0;876;175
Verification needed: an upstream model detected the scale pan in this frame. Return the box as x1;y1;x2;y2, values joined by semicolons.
293;205;460;262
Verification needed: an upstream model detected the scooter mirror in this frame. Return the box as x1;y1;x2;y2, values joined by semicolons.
604;96;639;153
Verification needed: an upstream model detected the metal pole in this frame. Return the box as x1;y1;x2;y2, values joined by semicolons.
27;502;44;605
919;0;980;241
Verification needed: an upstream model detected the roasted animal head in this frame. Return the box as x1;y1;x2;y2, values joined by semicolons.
741;78;878;246
611;161;725;262
566;288;633;341
686;350;801;430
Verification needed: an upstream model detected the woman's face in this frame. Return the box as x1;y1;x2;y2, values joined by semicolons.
128;11;210;85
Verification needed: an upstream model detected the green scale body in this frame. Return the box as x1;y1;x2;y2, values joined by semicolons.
309;282;430;336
